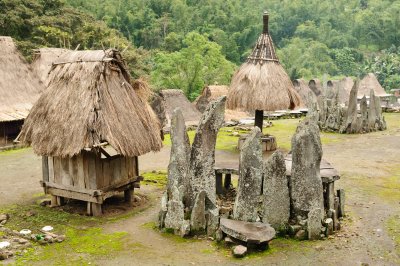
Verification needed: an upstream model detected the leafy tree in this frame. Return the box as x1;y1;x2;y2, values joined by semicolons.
151;32;235;100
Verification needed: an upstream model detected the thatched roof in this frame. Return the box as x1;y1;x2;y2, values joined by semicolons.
309;79;322;97
0;36;44;122
19;49;162;157
31;48;69;85
159;89;202;124
194;85;229;113
293;79;315;108
359;73;390;97
333;77;354;104
227;12;301;112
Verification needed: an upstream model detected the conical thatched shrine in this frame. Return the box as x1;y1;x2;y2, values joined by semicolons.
227;12;301;129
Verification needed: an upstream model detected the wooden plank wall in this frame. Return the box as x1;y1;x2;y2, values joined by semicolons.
45;152;138;190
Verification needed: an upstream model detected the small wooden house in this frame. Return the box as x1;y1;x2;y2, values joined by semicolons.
19;49;162;215
0;37;43;147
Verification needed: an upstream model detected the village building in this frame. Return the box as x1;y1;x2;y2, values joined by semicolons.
18;49;162;216
0;37;43;147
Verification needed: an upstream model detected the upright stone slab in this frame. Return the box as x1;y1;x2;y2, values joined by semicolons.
167;108;191;200
290;118;324;221
187;96;226;208
307;91;319;122
360;96;369;132
307;208;322;240
340;80;359;133
262;150;290;230
233;127;263;222
190;191;207;233
164;185;185;231
368;90;378;130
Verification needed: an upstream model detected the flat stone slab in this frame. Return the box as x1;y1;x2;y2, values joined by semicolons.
220;218;276;244
285;154;340;183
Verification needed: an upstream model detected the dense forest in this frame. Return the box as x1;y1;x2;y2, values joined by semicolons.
1;0;399;100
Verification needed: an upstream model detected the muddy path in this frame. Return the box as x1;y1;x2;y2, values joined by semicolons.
0;116;399;265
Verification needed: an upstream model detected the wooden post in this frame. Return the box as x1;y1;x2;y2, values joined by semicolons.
88;202;102;216
255;110;264;131
50;195;58;207
224;174;232;192
124;188;134;206
42;156;49;182
216;172;223;195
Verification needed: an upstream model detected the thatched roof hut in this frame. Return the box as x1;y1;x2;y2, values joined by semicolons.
19;49;162;157
194;85;229;113
0;36;43;123
309;79;322;97
293;79;316;108
227;12;300;129
31;48;69;85
159;89;202;125
358;73;390;98
333;77;354;104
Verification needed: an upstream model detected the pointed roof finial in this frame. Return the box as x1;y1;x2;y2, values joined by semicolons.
263;11;269;34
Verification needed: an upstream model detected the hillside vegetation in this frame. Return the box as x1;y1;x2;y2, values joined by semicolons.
1;0;399;99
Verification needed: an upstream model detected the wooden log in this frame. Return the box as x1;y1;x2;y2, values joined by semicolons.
216;172;223;195
326;182;335;210
42;156;49;182
337;189;345;217
50;195;59;207
224;173;232;191
124;188;134;206
91;203;102;216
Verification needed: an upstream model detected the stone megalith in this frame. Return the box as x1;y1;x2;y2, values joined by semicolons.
167;108;191;200
187;96;226;208
340;80;359;133
368;90;378;130
262;150;290;230
360;96;369;132
233;127;263;222
190;191;207;233
290;118;324;221
164;185;185;231
307;91;319;122
307;207;323;240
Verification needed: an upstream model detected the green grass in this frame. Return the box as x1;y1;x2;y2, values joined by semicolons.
386;214;400;262
142;171;168;187
0;199;152;265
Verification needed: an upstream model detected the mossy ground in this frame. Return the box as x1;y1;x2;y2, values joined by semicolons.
141;171;167;188
386;214;400;260
0;194;153;265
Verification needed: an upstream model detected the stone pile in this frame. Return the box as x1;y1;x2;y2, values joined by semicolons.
0;214;65;261
159;99;345;258
311;81;387;133
159;97;226;237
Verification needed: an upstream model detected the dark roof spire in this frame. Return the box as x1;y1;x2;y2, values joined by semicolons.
263;11;269;34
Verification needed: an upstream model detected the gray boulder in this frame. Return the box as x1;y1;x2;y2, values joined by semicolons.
233;127;263;222
307;207;322;240
190;191;207;233
187;96;226;208
290;118;324;221
220;218;276;244
262;150;290;230
167;108;191;201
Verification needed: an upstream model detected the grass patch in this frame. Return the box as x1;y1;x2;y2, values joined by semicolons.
386;214;400;261
142;171;167;187
0;202;147;265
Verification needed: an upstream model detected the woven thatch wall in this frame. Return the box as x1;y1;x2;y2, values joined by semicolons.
19;49;162;157
309;79;322;97
293;79;316;108
160;89;202;124
194;85;229;113
31;48;69;85
0;36;43;123
359;73;388;97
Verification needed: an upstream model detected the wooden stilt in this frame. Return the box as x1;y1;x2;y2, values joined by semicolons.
50;195;59;207
91;203;102;216
216;173;223;195
255;110;264;130
224;174;232;191
124;188;134;205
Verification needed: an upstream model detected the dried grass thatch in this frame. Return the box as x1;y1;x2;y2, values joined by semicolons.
309;79;322;97
31;48;69;85
19;49;162;157
159;89;202;124
227;12;301;112
293;79;316;108
333;77;354;104
359;73;390;97
0;36;44;122
194;85;229;113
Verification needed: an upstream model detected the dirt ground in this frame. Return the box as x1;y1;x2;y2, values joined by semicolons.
0;115;399;265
